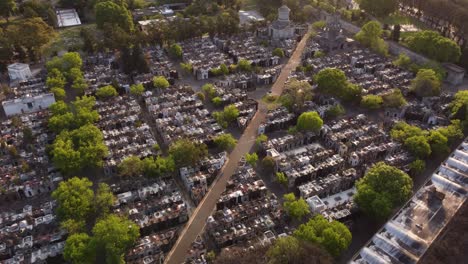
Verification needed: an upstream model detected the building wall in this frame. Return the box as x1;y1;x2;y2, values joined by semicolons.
8;66;32;82
2;94;56;117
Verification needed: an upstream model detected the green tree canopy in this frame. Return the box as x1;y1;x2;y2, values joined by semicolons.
296;111;323;133
51;124;108;173
96;85;118;99
427;130;449;155
245;153;258;167
255;134;268;147
130;83;145;96
358;0;398;17
169;138;208;167
95;1;134;32
267;235;333;264
118;155;143;177
262;156;276;172
46;52;83;75
63;233;92;264
202;83;217;99
141;156;175;178
213;104;239;128
283;193;310;220
361;95;383;109
272;48;284;57
355;21;388;55
276;172;287;186
153;76;169;89
169;43;183;58
314;68;362;102
354;162;413;220
382;89;407;108
214;133;237;152
280;79;313;111
404;135;432;158
390;121;425;142
0;0;16;22
48;96;100;133
293;215;352;257
91;215;139;264
237;59;252;72
52;177;94;222
409;159;425;175
411;69;441;97
437;120;464;144
406;30;461;63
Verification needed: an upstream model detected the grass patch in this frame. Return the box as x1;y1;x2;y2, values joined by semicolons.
42;24;96;58
261;94;281;110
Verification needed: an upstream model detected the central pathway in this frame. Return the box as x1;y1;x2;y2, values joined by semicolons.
165;29;311;264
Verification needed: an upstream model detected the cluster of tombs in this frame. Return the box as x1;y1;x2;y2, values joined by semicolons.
83;47;178;93
260;114;414;221
203;164;283;250
95;96;158;176
0;201;66;263
114;178;190;263
0;110;61;206
144;85;223;146
179;31;297;81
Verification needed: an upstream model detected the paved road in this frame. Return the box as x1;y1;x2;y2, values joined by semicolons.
164;30;311;264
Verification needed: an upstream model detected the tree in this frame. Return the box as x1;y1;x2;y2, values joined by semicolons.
213;104;239;128
142;156;175;178
314;68;348;96
409;159;425;175
94;183;114;218
52;177;94;222
51;124;108;173
63;233;92;264
450;91;468;130
202;83;217;99
393;53;411;69
46;69;66;90
214;133;237;152
267;236;333;264
272;48;284;57
169;43;183;59
296;111;323;133
118;156;143;177
355;21;388;55
428;130;449;156
283;193;310;220
91;215;139;264
6;18;55;60
382;89;407;108
0;0;16;22
212;96;223;106
354;162;413;220
361;95;383;109
404;135;432;158
237;59;252;72
358;0;398;17
46;52;83;75
280;79;313;111
245;153;258;167
130;83;145;96
294;215;352;257
411;69;441;97
255;134;268;147
262;156;276;172
406;30;461;63
153;76;169;89
95;1;134;33
437;120;464;144
169;138;208;167
96;85;118;99
326;104;346;119
276;172;287;186
48;96;99;133
390;121;425;142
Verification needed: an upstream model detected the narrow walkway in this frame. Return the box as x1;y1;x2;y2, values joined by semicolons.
164;29;312;264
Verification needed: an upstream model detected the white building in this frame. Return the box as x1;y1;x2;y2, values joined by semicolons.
2;93;56;117
8;63;32;82
269;5;295;40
